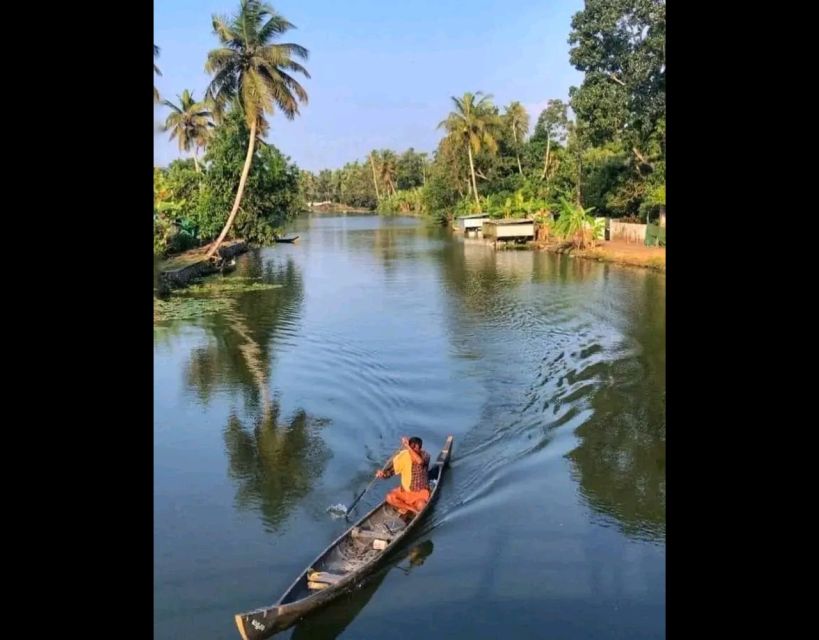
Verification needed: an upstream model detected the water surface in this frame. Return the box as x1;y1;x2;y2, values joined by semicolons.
154;214;665;639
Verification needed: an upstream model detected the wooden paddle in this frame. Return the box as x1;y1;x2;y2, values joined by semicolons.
345;448;400;520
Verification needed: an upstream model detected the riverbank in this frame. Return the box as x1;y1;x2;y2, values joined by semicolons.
157;240;248;290
307;202;372;214
536;239;666;272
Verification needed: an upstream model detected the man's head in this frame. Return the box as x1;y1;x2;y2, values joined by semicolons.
409;436;423;452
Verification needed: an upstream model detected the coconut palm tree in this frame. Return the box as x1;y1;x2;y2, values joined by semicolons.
504;101;529;175
438;92;499;206
154;45;162;102
378;150;398;196
161;90;214;172
203;0;310;259
368;151;381;200
419;152;429;185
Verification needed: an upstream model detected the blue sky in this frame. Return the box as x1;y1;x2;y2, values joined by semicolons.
154;0;584;172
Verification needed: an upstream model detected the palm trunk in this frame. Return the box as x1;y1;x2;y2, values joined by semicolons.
467;145;480;207
512;128;523;175
206;118;257;260
193;149;200;173
541;132;551;180
369;153;381;200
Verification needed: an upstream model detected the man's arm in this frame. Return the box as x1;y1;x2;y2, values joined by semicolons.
402;437;424;464
376;459;395;479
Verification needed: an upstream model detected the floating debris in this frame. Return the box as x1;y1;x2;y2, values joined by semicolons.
154;279;283;323
153;296;232;322
176;281;282;296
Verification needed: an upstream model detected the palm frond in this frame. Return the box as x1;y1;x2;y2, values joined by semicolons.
272;42;309;61
205;1;310;127
258;12;296;42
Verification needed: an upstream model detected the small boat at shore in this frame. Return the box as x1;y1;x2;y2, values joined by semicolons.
275;235;299;243
234;435;454;640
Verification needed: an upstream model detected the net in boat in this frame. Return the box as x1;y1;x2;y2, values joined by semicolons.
325;536;378;573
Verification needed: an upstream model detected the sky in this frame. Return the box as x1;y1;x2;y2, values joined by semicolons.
153;0;584;172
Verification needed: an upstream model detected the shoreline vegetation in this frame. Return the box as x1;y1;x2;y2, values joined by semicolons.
154;0;665;315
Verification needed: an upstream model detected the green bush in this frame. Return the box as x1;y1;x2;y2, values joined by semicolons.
553;198;603;248
377;188;425;215
197;109;303;244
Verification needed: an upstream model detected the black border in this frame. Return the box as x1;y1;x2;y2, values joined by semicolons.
25;2;154;634
26;0;771;636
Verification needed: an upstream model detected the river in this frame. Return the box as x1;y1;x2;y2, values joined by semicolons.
154;213;665;639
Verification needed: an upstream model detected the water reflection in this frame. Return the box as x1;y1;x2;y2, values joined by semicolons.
372;226;399;272
289;540;434;640
438;238;507;318
182;251;333;529
437;234;665;543
223;408;330;530
555;252;598;284
567;272;666;541
155;216;665;640
184;251;303;411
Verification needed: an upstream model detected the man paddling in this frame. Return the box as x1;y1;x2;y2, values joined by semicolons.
376;436;431;516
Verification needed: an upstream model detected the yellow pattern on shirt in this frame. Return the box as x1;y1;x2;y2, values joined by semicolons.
392;450;413;491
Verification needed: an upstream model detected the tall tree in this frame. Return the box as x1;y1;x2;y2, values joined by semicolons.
298;169;317;203
568;0;665;166
419;152;429;185
368;151;381;200
316;170;333;201
532;100;569;181
198;109;303;243
438;92;500;206
377;149;398;196
203;0;310;258
396;148;426;190
503;101;529;175
162;90;214;172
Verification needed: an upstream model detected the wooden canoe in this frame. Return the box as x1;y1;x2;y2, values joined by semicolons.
289;539;434;640
274;235;299;243
234;435;454;639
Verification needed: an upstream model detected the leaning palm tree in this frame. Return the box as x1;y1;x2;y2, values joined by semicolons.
154;45;162;102
368;151;381;200
504;101;529;175
162;90;214;172
438;92;499;206
203;0;310;259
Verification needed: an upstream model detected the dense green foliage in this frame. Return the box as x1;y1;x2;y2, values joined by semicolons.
156;0;665;255
155;1;310;258
299;0;664;227
153;109;303;256
197;110;303;244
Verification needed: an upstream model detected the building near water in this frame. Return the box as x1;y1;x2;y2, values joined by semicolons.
481;219;535;245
